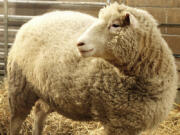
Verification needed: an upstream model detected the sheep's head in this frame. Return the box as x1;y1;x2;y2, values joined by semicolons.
77;3;152;67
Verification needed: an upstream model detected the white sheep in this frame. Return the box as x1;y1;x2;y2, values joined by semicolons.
77;2;178;133
7;3;178;135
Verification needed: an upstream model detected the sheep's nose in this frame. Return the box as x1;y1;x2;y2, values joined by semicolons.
77;42;85;46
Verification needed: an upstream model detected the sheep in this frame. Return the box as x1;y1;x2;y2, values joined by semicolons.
77;2;178;133
7;3;178;135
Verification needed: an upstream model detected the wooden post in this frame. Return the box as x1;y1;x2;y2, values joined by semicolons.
4;0;8;75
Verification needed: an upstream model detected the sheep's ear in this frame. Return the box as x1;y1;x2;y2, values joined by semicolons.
123;13;139;28
123;14;130;26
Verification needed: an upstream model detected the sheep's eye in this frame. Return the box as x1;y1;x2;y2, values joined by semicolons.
112;24;120;28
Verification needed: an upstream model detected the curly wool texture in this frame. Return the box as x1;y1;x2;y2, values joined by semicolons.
7;3;178;135
78;2;178;132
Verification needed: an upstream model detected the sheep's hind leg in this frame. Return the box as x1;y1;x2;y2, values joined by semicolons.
9;93;38;135
32;100;52;135
9;85;38;135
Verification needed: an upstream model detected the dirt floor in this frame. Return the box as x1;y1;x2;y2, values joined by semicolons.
0;80;180;135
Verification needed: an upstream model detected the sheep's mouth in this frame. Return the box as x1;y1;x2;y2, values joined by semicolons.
79;48;94;53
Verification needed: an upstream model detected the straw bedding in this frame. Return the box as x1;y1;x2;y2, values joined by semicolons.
0;80;180;135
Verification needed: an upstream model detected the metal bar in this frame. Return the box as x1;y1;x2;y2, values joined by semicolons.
0;0;106;8
159;24;180;27
6;15;33;22
0;42;13;46
163;34;180;37
4;0;8;75
1;0;180;8
0;14;33;22
0;28;18;33
174;54;180;58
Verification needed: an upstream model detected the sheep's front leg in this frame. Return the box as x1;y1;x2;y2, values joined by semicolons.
32;100;52;135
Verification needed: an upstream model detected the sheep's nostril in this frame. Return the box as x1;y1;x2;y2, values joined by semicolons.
77;42;85;46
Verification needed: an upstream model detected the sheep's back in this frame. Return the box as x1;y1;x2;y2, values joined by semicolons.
8;11;97;88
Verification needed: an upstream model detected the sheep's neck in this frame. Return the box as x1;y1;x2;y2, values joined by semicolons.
108;46;170;79
109;30;175;80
